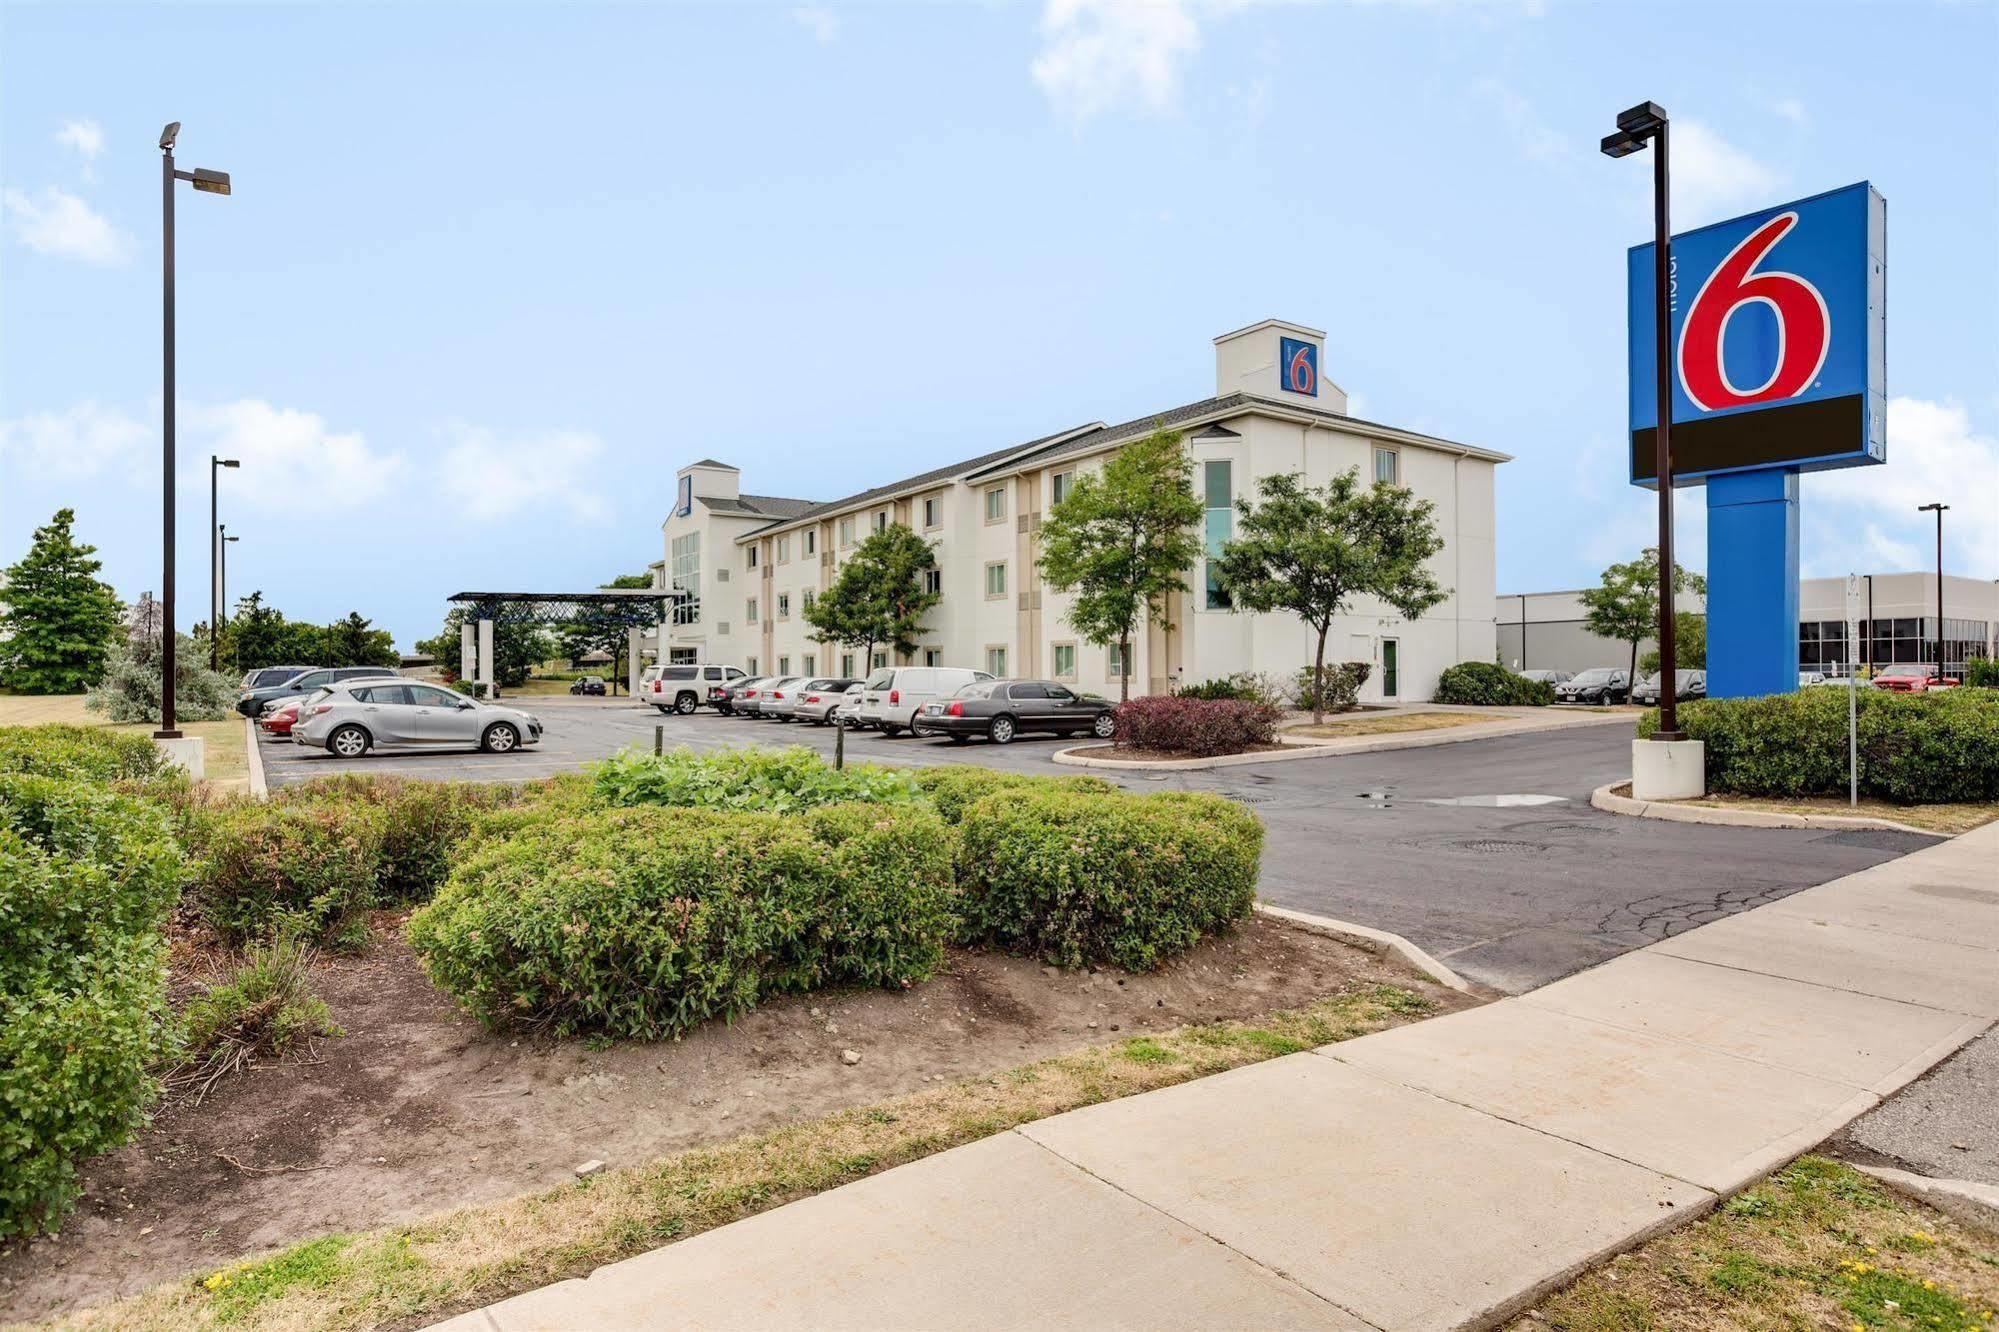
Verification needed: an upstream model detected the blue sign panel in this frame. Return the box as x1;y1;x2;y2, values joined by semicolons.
1278;336;1318;397
1627;181;1885;487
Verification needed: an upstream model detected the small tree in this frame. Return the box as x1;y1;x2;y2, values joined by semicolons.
1640;612;1707;674
323;612;399;668
416;608;552;688
804;524;940;674
1212;469;1447;723
1038;427;1203;702
0;508;124;694
1582;548;1707;685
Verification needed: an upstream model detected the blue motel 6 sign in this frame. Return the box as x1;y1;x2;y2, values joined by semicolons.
1627;182;1886;699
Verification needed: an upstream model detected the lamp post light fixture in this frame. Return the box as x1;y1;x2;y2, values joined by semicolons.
210;456;240;669
156;120;232;739
1918;503;1949;678
1601;99;1683;740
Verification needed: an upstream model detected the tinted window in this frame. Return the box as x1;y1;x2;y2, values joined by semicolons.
1047;685;1076;702
410;685;459;706
294;670;333;689
1010;682;1049;700
664;667;698;681
253;667;302;687
370;684;417;705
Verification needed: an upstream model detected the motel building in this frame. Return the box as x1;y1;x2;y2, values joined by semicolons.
654;320;1506;703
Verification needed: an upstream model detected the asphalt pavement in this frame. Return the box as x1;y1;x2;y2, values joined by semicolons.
262;699;1939;993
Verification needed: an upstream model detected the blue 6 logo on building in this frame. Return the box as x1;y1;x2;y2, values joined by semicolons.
1279;337;1318;397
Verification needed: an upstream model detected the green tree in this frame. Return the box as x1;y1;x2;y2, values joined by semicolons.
416;608;552;689
1640;612;1707;674
804;524;941;674
1213;469;1447;723
1581;548;1707;685
322;611;398;668
0;508;124;694
1037;427;1203;702
556;578;662;692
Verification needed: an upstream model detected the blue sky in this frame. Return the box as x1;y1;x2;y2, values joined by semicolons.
3;0;1994;650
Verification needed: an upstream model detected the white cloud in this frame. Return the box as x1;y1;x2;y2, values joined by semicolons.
188;399;404;508
1;185;131;265
1031;0;1203;124
0;401;149;477
438;423;609;522
791;5;839;42
1774;98;1808;128
55;118;106;161
1805;397;1999;576
1671;120;1780;227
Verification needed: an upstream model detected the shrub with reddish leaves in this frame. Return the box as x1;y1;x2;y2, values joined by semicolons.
1112;695;1280;757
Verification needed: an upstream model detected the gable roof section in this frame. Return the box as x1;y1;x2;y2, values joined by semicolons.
701;492;820;519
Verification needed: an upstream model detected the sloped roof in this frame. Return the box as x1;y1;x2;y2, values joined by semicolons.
702;492;820;519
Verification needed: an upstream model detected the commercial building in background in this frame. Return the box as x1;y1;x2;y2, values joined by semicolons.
655;320;1506;702
1498;573;1996;680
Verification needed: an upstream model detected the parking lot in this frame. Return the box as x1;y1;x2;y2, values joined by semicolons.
260;698;1937;993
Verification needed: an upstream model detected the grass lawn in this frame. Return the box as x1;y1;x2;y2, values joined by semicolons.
0;693;247;793
38;986;1439;1332
1684;793;1997;835
1289;710;1497;739
1511;1156;1999;1331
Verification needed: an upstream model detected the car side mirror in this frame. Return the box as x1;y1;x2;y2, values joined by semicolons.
457;699;476;710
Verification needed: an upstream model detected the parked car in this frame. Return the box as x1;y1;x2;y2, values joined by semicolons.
570;675;607;696
258;697;304;736
713;676;769;716
781;678;861;725
1629;669;1707;705
1553;668;1630;705
647;663;749;715
292;679;543;759
1806;673;1863;689
920;680;1116;745
239;664;314;691
238;665;401;717
1515;669;1572;686
860;666;995;737
742;676;804;718
1872;666;1958;692
834;682;867;728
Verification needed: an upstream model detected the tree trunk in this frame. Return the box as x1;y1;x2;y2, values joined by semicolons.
1118;636;1131;703
1313;626;1329;726
1628;638;1638;697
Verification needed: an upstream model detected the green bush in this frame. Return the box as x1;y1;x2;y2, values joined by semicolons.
1435;661;1555;707
910;766;1114;824
1173;672;1286;707
0;724;167;783
1966;658;1999;688
273;775;525;899
592;746;923;815
1296;662;1371;714
407;804;955;1039
953;788;1263;971
0;775;181;1238
190;801;386;941
1638;688;1999;805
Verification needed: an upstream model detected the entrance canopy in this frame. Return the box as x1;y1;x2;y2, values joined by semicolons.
446;589;686;695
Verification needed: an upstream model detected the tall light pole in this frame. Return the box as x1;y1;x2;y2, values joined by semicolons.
220;526;240;663
1918;503;1948;677
1602;100;1681;740
210;455;240;669
157;121;232;739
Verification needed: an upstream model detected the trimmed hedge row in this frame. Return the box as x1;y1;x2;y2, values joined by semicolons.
591;746;923;814
0;774;181;1238
0;724;168;783
1435;661;1554;707
1113;696;1281;757
1638;687;1999;804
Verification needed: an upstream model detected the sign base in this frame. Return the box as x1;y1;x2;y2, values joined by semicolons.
1632;738;1706;801
1706;468;1800;699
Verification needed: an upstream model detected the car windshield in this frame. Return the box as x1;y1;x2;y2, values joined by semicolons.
1573;669;1618;684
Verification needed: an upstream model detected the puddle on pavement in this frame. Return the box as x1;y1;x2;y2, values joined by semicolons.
1423;794;1570;808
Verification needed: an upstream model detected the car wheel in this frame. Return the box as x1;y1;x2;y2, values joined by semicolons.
481;722;521;754
654;704;670;715
675;692;698;715
880;724;902;738
328;724;370;759
1091;713;1115;739
989;715;1017;745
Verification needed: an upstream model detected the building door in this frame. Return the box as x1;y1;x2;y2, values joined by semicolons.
1381;639;1399;699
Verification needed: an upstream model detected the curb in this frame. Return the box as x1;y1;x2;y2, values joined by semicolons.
244;717;268;800
1254;903;1473;993
1052;711;1634;772
1590;782;1942;837
1850;1164;1999;1232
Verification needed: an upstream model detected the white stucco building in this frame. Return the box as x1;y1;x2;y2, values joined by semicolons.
655;320;1506;702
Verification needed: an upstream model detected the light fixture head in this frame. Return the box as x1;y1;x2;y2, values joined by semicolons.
159;121;180;151
189;168;231;196
1917;502;1949;513
219;458;241;468
1615;101;1667;134
1599;131;1647;159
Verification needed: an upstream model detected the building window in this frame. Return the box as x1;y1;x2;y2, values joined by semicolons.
840;652;855;676
873;510;889;534
747;656;758;674
1107;642;1128;679
1203;459;1233;610
804;530;816;556
984;487;1006;523
1052;643;1077;678
1051;471;1073;507
923;648;943;667
923;567;943;596
985;562;1007;598
802;589;816;614
802;653;815;675
872;650;888;670
778;655;790;675
669;532;701;625
777;593;790;619
839;517;855;547
776;535;790;563
746;545;758;570
985;646;1008;676
1373;446;1400;486
923;496;941;529
746;597;759;624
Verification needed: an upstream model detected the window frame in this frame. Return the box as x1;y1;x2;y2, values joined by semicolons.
984;561;1008;599
1373;445;1401;487
984;487;1007;524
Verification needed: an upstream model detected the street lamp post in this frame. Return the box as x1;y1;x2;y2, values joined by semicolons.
210;455;240;669
1918;503;1948;678
220;527;240;657
1601;100;1682;740
156;121;232;740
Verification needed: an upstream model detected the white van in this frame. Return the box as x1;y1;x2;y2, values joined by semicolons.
860;666;994;737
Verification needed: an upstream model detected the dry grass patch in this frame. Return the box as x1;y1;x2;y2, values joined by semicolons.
26;986;1436;1332
1684;792;1996;835
1511;1156;1999;1331
1288;710;1496;739
0;694;247;792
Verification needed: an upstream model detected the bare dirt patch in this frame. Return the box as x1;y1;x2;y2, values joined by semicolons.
1288;711;1493;739
0;912;1465;1322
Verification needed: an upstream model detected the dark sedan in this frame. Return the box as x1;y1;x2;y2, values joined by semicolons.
1552;667;1631;705
1630;669;1706;704
918;679;1116;745
236;664;401;717
712;676;770;716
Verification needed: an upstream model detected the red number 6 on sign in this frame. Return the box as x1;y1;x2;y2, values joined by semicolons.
1676;211;1831;412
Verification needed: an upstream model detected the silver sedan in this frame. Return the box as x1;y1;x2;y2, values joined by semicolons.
293;679;543;759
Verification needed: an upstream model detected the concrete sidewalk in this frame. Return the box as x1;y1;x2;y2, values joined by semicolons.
434;822;1999;1332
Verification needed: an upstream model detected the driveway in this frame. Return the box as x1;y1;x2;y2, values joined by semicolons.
261;701;1937;994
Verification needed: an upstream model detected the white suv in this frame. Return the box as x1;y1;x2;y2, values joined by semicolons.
860;666;994;737
647;663;748;715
